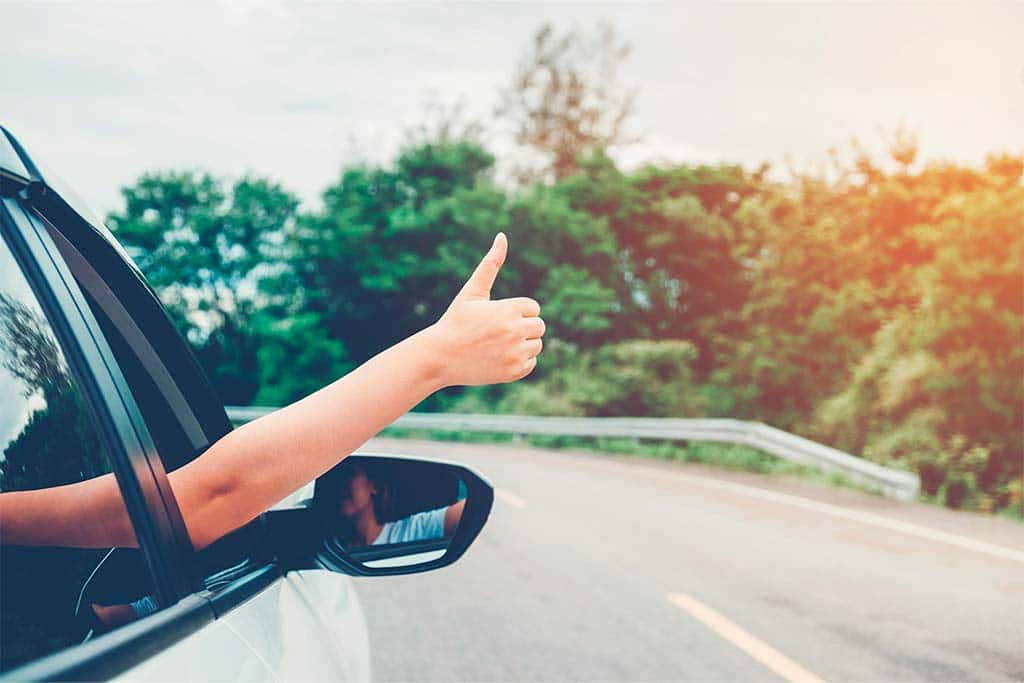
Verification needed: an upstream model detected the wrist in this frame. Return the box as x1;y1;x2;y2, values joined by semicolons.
407;324;450;392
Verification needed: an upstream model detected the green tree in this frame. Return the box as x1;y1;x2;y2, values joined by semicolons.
558;152;770;375
291;139;619;372
492;340;706;418
106;172;302;404
289;141;506;367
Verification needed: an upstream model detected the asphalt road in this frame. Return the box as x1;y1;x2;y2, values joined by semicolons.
352;437;1024;683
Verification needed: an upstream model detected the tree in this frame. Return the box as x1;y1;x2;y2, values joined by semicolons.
290;141;505;368
106;172;301;404
0;292;107;491
292;139;620;375
497;22;637;181
0;293;70;400
106;128;1023;515
497;340;706;418
557;152;770;377
810;154;1024;510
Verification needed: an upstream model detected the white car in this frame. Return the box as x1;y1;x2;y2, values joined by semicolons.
0;126;493;681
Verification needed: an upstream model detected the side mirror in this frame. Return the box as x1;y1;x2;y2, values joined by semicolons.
262;454;493;577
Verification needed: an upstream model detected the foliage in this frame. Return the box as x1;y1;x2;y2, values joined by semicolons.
107;171;300;405
288;140;619;370
557;152;771;372
249;309;350;406
108;136;1023;515
809;155;1024;510
491;340;706;418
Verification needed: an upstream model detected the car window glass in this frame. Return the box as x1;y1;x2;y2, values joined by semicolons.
56;233;269;597
40;221;213;471
0;234;157;673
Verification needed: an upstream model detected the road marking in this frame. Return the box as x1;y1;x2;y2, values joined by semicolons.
667;593;826;683
651;470;1024;565
494;488;528;509
582;454;1024;564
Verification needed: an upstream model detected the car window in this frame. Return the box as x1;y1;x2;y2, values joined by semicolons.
79;285;268;594
40;221;224;472
0;233;158;673
42;221;271;598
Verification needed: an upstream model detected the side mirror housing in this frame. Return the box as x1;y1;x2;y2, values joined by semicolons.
261;454;493;577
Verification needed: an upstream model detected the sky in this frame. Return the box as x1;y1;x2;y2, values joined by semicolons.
2;2;1022;215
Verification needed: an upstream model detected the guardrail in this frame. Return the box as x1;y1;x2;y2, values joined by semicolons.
225;407;921;502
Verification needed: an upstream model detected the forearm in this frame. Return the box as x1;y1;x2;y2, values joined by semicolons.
171;326;446;550
0;234;542;553
0;473;137;548
0;329;439;552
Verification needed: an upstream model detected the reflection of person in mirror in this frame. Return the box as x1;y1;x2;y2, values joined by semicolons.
335;461;465;546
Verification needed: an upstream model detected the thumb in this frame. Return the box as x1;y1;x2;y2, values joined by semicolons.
455;233;507;301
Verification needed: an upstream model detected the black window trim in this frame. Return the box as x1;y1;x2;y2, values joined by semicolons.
17;156;235;448
0;197;224;681
44;224;210;452
1;131;289;679
5;563;283;682
22;188;283;584
5;595;214;682
3;197;191;598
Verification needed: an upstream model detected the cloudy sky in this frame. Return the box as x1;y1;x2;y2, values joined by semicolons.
3;2;1022;215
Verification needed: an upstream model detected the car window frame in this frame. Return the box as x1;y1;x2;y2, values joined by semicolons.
23;179;282;591
0;196;220;681
0;127;289;679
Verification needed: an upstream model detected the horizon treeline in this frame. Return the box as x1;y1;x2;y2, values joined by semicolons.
105;136;1023;516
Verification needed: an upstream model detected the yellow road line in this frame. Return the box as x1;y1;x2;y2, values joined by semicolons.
667;592;826;683
494;488;528;509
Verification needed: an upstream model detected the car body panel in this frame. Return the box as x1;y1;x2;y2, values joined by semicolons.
114;574;370;682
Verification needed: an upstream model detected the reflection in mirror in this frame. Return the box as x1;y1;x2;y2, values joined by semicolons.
314;457;468;569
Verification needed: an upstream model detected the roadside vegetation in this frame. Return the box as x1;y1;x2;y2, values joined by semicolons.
379;425;866;488
106;24;1022;516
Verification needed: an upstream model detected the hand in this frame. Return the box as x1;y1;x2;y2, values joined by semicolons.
428;233;545;387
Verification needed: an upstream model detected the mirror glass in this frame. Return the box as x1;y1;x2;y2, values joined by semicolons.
314;456;469;569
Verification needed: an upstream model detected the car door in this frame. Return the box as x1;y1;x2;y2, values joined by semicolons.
0;127;369;681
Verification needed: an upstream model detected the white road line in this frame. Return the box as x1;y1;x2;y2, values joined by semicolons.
654;470;1024;564
667;593;826;683
581;453;1023;564
494;488;528;509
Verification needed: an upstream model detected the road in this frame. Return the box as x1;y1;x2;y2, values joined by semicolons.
352;437;1024;682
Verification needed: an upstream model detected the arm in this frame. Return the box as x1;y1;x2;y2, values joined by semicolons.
0;473;135;548
0;325;449;550
443;499;466;537
0;234;545;552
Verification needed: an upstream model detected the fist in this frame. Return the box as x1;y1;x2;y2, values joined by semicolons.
430;233;545;387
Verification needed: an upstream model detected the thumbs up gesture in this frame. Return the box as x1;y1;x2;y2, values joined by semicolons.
430;233;545;387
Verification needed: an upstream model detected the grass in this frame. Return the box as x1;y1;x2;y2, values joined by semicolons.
377;426;879;495
996;505;1024;523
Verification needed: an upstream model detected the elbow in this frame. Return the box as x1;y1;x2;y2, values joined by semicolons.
178;475;250;552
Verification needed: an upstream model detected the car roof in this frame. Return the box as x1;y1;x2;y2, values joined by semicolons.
1;126;36;188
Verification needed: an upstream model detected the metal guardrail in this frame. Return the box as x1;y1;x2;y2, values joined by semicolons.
225;407;921;502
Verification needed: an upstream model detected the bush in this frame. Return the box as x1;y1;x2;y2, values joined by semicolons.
478;339;707;418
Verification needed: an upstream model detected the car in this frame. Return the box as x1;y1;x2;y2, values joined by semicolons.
0;125;494;682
